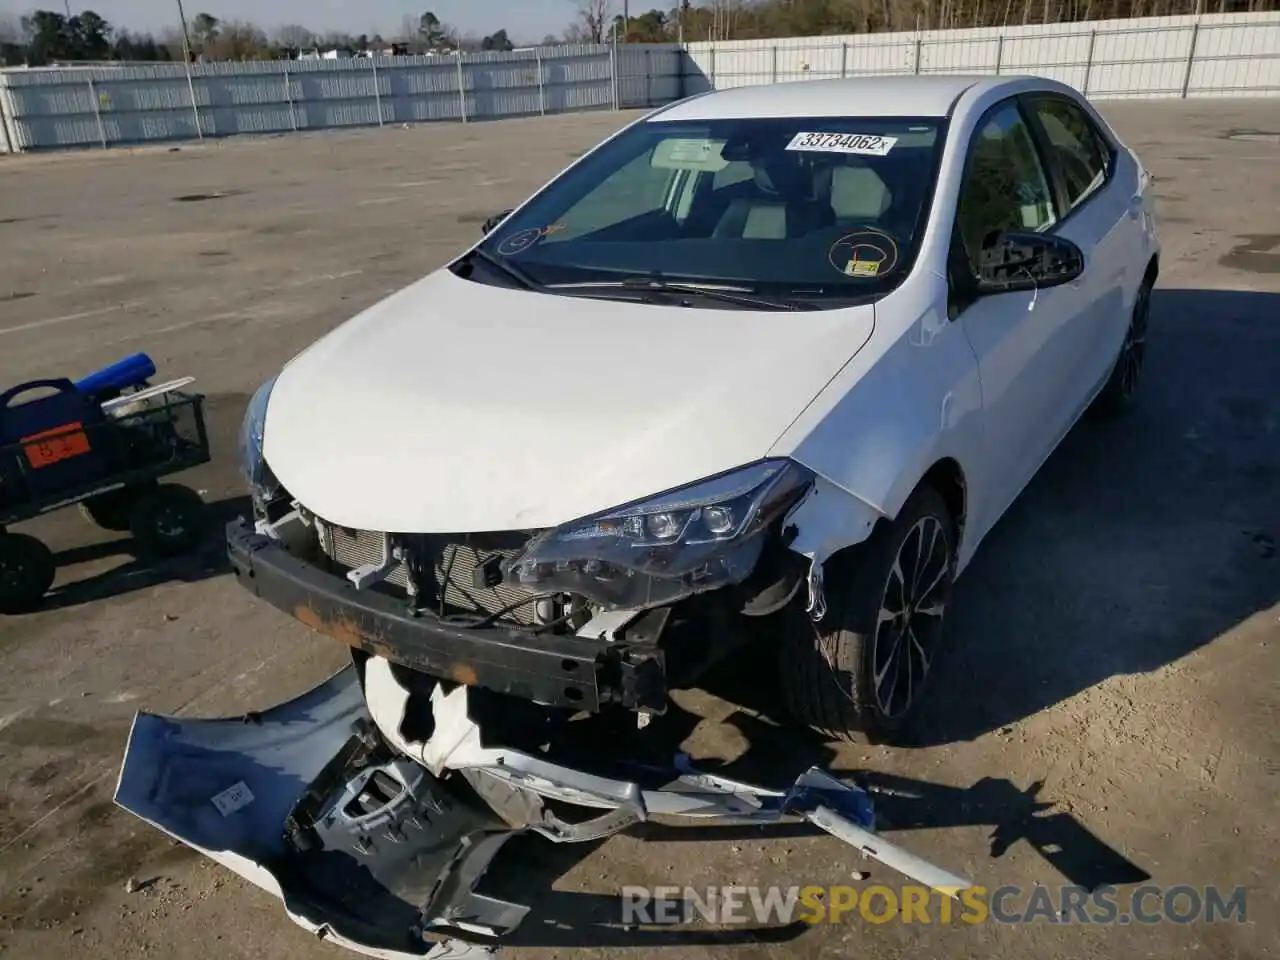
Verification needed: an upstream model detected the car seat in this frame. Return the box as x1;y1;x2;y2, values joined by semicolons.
712;152;830;239
821;161;894;225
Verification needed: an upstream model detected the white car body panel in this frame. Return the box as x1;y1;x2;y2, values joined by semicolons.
261;73;1159;575
264;268;875;533
776;76;1159;570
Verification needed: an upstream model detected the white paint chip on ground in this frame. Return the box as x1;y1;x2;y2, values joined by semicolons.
211;781;255;817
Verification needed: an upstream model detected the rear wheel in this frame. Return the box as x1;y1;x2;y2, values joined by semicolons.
0;532;56;614
1091;279;1151;418
129;484;207;558
779;484;955;744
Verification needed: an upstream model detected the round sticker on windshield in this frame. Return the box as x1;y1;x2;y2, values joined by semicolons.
827;229;900;278
496;227;545;257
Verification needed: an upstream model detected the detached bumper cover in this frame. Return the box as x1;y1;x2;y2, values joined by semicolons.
113;669;502;959
115;661;974;959
225;519;665;712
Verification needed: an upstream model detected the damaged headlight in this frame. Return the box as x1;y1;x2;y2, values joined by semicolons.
504;459;813;609
238;375;280;503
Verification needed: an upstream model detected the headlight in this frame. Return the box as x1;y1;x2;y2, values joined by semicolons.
238;375;278;495
504;460;813;609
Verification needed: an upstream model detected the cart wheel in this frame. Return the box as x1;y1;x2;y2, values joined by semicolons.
80;484;152;532
0;533;56;614
129;484;207;558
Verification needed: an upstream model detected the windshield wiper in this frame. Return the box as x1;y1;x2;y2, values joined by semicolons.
548;277;817;311
459;247;544;291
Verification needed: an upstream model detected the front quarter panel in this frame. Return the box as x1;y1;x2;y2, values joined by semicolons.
772;273;985;567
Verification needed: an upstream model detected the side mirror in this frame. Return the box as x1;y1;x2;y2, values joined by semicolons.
481;209;514;236
975;231;1084;295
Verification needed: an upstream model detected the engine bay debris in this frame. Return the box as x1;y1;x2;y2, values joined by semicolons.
114;662;972;957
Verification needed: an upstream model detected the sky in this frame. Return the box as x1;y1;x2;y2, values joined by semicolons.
0;0;606;43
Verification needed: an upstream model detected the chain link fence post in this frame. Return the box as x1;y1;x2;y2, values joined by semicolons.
537;50;546;115
457;54;468;123
994;34;1004;74
771;43;778;84
371;56;384;126
183;59;203;140
1082;29;1097;95
0;94;14;154
283;65;297;132
841;42;849;78
1181;21;1202;99
87;77;108;148
610;40;620;110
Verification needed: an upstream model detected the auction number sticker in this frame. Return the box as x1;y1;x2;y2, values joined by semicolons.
785;132;898;156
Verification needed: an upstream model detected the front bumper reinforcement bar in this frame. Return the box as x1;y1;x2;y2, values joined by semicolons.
226;519;665;712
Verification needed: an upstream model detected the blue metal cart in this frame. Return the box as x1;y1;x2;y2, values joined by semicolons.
0;353;212;612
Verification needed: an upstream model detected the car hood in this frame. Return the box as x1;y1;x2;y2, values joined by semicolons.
263;268;874;532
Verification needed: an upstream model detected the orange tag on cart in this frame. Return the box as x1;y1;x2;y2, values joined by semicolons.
21;422;92;469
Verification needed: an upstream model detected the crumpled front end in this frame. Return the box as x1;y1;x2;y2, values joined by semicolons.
115;657;972;958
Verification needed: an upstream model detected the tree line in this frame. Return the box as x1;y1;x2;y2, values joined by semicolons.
0;9;520;65
584;0;1270;43
0;0;1270;65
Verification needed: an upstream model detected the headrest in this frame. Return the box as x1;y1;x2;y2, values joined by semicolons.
828;163;892;220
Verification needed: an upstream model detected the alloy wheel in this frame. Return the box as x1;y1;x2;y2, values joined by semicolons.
1119;285;1151;398
871;516;951;719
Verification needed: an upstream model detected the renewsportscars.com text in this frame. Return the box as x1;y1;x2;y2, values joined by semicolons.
621;884;1248;927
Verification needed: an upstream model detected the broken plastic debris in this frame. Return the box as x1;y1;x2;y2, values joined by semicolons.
114;662;973;959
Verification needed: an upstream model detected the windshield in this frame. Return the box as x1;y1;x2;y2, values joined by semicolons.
471;114;947;304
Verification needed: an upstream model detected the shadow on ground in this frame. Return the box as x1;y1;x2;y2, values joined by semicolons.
696;287;1278;748
36;493;249;611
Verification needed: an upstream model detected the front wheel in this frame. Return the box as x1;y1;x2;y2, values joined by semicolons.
779;484;956;744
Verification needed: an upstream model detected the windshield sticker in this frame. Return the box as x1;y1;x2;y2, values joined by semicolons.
652;137;729;172
786;132;898;156
496;227;548;256
827;229;901;278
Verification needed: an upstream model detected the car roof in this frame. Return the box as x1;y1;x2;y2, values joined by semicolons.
652;74;1030;122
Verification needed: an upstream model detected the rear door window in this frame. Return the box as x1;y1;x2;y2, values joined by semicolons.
1027;96;1112;214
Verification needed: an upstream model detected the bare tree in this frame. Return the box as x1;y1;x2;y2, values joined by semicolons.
0;13;21;44
568;0;609;44
274;24;314;50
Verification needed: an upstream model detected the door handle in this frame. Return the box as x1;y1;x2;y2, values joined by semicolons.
1127;195;1144;220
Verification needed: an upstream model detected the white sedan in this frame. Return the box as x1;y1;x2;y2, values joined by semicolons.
228;72;1159;746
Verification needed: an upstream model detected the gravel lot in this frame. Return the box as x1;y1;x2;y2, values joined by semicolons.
0;99;1277;960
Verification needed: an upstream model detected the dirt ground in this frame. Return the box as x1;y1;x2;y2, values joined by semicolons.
0;99;1276;960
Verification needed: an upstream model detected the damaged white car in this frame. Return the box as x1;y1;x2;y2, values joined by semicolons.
117;74;1158;956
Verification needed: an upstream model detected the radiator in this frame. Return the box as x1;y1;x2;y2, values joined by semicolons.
318;522;539;626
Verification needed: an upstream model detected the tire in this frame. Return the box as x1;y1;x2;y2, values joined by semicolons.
128;484;207;558
779;483;956;745
0;532;56;614
79;484;152;532
1090;278;1152;419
